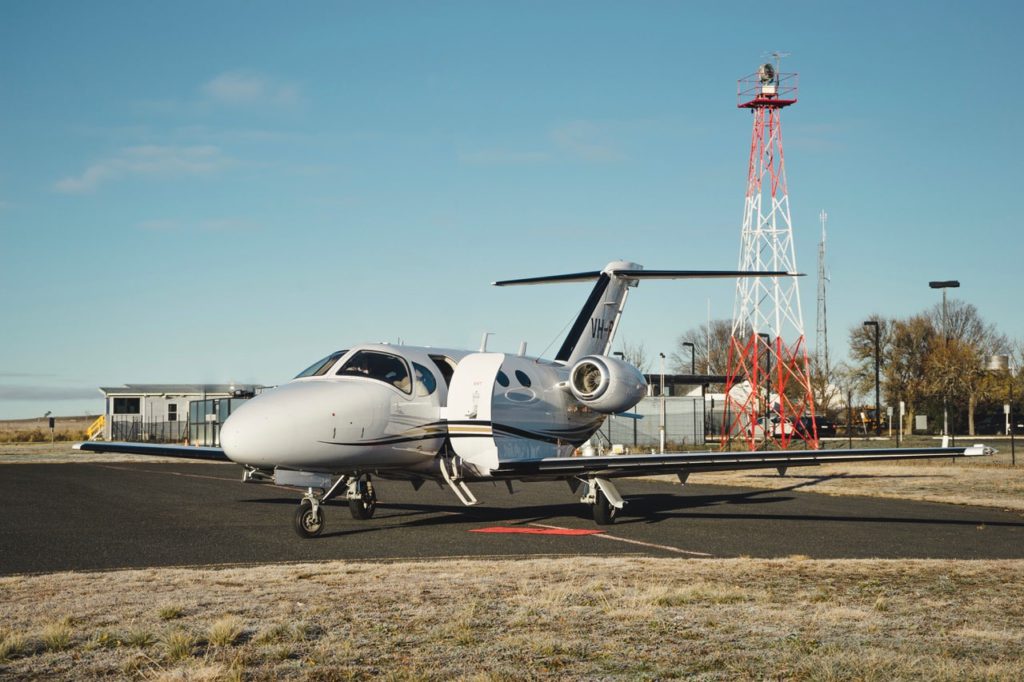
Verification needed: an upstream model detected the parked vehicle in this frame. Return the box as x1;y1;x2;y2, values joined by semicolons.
794;416;837;439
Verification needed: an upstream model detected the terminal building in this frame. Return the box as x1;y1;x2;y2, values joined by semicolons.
95;384;264;445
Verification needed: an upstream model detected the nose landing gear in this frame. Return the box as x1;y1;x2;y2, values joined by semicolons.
294;496;325;538
291;474;379;538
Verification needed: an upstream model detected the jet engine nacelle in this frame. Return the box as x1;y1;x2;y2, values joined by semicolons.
569;355;647;414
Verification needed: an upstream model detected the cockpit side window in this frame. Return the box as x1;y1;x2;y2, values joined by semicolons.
412;362;437;397
429;355;456;387
338;350;412;394
294;350;348;379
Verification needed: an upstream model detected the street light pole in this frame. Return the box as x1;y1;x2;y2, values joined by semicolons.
681;342;696;445
863;321;880;436
929;280;960;442
681;342;696;374
659;352;666;454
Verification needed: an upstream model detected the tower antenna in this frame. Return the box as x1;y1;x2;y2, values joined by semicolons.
722;58;818;450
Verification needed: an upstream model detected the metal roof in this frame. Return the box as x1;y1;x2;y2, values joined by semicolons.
98;384;265;396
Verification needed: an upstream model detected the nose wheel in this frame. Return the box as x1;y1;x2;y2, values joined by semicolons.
294;498;325;538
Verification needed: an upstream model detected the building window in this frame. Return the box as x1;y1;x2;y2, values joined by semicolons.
168;404;178;422
113;397;141;414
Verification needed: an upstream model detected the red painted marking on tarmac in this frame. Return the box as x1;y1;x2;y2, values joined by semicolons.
470;526;604;536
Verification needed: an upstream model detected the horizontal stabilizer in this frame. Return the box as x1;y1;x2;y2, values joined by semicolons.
493;271;602;286
612;269;801;279
493;269;799;286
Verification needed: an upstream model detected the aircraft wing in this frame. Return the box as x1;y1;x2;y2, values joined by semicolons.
492;445;994;479
74;441;230;462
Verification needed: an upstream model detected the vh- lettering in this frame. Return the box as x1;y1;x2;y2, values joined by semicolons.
590;317;613;339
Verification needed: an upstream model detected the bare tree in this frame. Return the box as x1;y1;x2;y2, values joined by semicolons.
884;314;937;435
848;315;892;371
808;354;840;419
672;319;733;375
832;361;870;435
615;338;651;373
926;300;1008;435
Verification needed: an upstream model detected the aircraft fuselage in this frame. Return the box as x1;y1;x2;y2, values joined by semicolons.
219;344;606;477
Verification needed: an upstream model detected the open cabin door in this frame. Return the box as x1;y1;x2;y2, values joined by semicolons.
444;352;504;477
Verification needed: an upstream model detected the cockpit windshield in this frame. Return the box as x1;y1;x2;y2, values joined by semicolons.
294;350;348;379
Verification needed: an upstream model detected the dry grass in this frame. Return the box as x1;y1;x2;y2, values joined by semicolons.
0;417;91;443
162;629;196;662
206;615;244;647
664;459;1024;512
39;619;73;652
158;604;184;621
0;630;29;662
1;557;1023;679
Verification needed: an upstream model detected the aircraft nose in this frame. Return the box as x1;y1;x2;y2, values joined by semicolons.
220;383;328;467
220;380;381;468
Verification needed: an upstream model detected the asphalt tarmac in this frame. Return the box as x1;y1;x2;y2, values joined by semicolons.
1;461;1022;574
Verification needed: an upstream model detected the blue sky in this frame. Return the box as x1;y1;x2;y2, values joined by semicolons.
1;1;1021;419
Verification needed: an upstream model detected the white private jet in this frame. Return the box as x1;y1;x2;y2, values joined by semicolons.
77;261;993;537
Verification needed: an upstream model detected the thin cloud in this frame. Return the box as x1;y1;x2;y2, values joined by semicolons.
551;120;619;162
54;145;231;194
458;149;551;166
136;219;181;232
199;218;259;232
202;71;301;107
135;217;258;232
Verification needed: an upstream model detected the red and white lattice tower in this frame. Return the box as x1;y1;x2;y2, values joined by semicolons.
722;60;817;450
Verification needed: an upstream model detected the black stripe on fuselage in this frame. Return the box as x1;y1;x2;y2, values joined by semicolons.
320;420;598;448
554;273;612;362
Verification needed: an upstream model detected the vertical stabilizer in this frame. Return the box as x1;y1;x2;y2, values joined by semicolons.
554;261;639;364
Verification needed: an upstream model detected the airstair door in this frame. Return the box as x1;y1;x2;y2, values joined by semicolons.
445;352;504;476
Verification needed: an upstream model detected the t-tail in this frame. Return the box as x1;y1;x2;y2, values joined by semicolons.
494;260;798;365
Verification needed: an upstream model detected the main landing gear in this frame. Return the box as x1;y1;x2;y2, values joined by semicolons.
579;477;625;526
292;474;378;538
347;475;377;520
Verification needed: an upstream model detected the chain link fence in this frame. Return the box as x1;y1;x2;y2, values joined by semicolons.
597;396;706;450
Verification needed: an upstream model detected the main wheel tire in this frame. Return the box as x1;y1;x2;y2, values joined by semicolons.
592;488;617;525
349;494;377;520
294;499;325;538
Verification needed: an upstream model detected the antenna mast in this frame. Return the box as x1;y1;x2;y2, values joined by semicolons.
816;210;829;374
722;56;818;450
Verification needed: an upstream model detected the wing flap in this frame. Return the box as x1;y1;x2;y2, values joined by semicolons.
74;441;229;462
